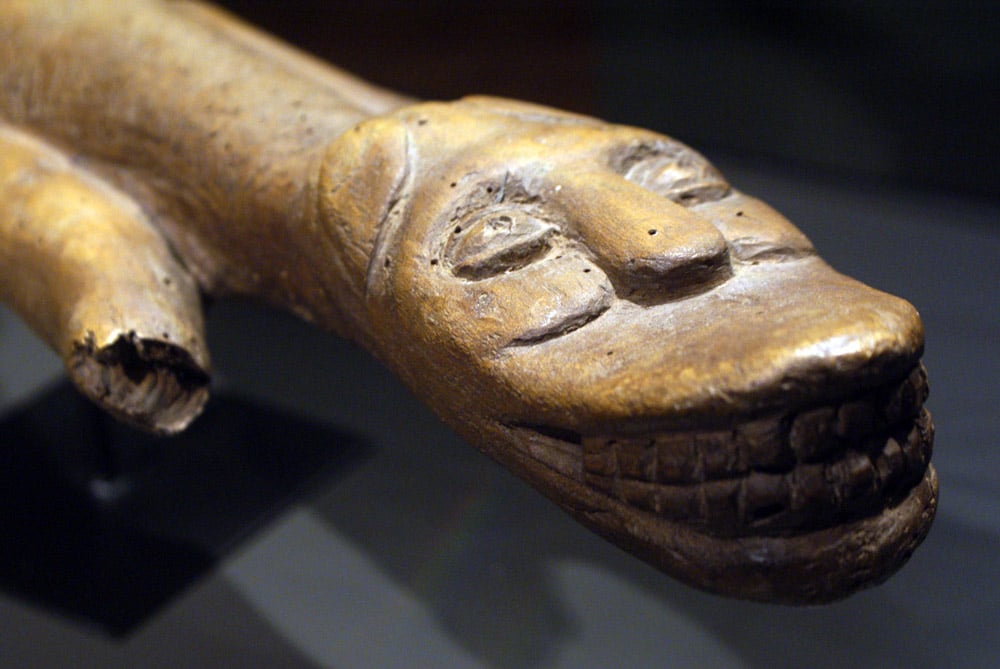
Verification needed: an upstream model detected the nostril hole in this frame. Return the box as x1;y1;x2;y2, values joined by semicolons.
648;229;658;236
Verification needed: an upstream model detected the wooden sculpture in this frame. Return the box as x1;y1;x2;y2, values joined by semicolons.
0;0;936;603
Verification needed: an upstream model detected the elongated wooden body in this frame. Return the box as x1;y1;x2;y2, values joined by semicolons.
0;0;937;603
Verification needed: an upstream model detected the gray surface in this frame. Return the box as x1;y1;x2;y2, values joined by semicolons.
0;158;997;667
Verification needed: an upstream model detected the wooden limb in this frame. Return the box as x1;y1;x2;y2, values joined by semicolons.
0;124;209;434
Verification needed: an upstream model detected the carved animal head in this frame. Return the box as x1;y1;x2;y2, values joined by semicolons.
319;97;935;603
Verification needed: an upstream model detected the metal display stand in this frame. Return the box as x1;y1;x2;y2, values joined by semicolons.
0;381;365;634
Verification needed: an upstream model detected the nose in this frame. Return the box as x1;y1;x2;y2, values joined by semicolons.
554;171;731;302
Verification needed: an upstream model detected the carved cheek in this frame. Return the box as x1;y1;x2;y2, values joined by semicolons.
695;193;816;262
455;255;614;351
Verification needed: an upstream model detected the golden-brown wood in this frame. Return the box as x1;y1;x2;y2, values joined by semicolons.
0;123;209;433
0;0;936;603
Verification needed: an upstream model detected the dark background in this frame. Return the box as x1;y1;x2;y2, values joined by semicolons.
219;0;1000;206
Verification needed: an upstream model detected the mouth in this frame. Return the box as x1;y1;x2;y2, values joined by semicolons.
506;363;936;603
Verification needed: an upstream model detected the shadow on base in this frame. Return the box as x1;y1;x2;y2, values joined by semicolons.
0;380;368;636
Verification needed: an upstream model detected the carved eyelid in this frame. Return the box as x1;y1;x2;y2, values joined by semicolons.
614;143;731;206
444;208;557;279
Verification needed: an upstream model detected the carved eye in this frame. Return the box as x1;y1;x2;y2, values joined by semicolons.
623;150;730;206
445;209;556;279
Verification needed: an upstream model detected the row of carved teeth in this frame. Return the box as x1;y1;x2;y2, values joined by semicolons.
585;410;931;536
581;365;931;536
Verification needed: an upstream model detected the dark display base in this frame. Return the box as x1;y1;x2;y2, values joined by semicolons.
0;381;367;636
